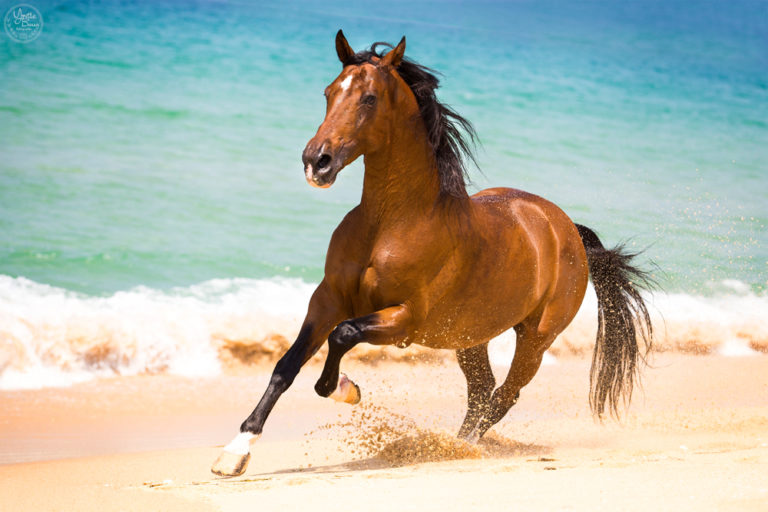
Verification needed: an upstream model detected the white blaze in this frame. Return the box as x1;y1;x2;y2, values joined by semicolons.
340;75;353;92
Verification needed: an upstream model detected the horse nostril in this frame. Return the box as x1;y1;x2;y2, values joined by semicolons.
317;154;332;170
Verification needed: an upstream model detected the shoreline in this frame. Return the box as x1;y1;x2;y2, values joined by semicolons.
3;275;767;393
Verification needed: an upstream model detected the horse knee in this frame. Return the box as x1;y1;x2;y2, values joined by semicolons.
266;372;289;393
328;320;361;350
314;378;334;397
315;321;362;398
270;362;298;391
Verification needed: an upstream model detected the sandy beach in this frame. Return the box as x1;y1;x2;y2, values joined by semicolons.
1;353;766;511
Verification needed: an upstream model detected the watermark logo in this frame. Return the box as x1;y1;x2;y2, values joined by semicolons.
4;4;43;43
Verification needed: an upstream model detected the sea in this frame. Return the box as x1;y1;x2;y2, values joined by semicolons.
1;0;766;389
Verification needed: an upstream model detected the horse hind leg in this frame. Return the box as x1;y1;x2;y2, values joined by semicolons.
465;243;587;442
456;343;496;439
465;321;559;442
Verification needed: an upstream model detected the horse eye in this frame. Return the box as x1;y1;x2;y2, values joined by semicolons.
361;94;376;106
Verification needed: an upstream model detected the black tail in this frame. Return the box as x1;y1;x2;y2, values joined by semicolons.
575;224;654;418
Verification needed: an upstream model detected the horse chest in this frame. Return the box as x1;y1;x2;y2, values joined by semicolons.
353;247;412;311
355;264;394;312
327;216;440;315
358;266;380;300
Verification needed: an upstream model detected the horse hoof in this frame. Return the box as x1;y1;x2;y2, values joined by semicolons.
330;373;361;404
211;451;251;477
345;380;361;404
462;428;481;445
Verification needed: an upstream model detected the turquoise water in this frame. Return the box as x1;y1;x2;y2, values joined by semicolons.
1;1;767;390
2;0;766;296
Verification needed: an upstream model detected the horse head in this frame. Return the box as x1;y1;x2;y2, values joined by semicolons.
302;30;412;188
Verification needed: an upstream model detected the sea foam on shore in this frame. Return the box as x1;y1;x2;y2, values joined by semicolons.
1;275;765;390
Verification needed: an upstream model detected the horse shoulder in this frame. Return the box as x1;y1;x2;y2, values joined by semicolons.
323;206;370;289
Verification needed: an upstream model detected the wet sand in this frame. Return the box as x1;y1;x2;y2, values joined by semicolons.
1;354;767;510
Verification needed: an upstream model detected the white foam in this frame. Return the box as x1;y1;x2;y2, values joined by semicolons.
715;279;752;295
554;281;768;357
490;279;768;364
718;338;758;357
0;367;95;390
0;275;765;390
0;275;314;390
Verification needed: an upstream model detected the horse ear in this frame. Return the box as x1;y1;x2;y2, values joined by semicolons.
380;36;406;68
336;30;355;65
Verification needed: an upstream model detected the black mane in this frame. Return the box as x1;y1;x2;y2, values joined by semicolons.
343;43;478;199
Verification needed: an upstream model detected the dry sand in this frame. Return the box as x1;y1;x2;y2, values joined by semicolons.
1;354;767;511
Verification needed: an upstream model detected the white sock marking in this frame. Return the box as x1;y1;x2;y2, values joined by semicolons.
224;432;259;455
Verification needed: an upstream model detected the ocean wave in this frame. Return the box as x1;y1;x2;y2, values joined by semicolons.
0;275;765;390
0;275;313;389
544;284;768;360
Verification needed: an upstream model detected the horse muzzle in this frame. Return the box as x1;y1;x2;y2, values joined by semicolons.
302;143;349;188
303;162;338;188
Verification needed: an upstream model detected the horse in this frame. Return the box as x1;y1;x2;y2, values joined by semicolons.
211;30;653;477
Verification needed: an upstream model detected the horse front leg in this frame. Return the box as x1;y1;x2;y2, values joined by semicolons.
314;305;412;400
211;282;343;477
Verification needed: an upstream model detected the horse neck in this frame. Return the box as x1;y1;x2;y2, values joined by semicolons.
359;116;447;228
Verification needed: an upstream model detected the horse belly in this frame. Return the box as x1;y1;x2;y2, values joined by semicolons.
412;220;552;349
414;312;519;350
413;266;540;350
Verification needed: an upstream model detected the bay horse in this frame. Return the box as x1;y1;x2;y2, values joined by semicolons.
212;31;653;477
